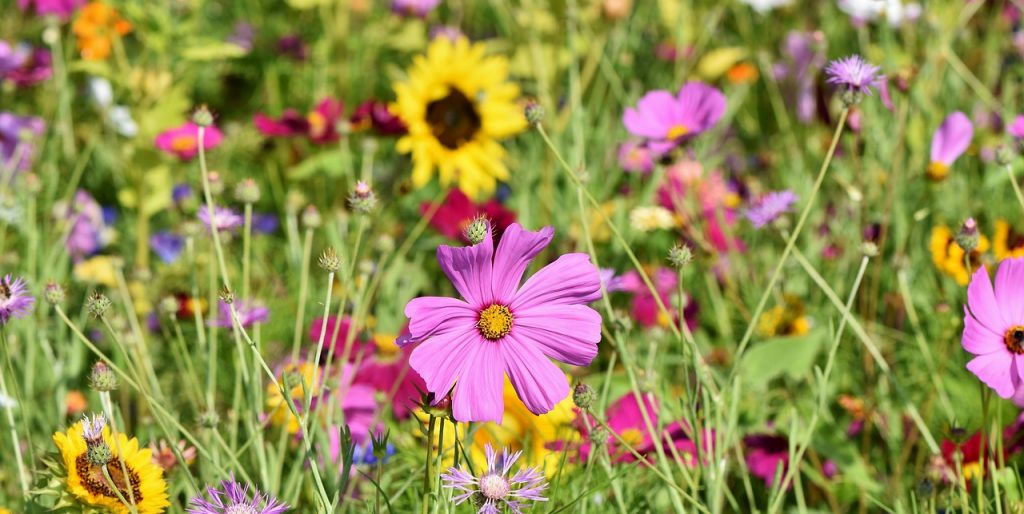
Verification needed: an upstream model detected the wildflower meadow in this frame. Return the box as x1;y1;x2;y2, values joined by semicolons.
4;0;1024;512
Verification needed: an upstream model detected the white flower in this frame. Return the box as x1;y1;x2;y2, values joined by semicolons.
108;106;138;138
87;77;114;108
629;206;678;232
0;393;16;409
740;0;793;13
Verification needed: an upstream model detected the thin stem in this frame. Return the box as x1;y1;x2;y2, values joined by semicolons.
421;414;437;514
1003;163;1024;216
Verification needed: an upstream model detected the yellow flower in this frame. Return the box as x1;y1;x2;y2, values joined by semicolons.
758;294;811;337
265;361;324;434
73;255;119;287
993;219;1024;261
423;379;578;477
392;37;527;199
929;225;990;286
629;205;679;232
52;423;169;514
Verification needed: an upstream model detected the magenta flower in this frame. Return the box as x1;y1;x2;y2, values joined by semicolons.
617;140;654;174
391;0;442;17
744;434;790;487
577;392;703;465
254;98;344;144
928;111;973;180
16;0;84;19
824;55;882;95
962;258;1024;398
441;444;548;514
623;82;726;154
1009;115;1024;140
355;334;427;419
0;275;34;325
399;223;602;422
155;121;224;160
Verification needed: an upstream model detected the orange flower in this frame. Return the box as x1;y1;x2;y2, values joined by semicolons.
72;2;132;61
726;62;759;84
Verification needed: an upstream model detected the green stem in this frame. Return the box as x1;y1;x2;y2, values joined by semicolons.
421;414;436;514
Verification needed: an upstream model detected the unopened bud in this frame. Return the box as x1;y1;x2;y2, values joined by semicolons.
234;178;261;204
572;383;595;410
667;244;692;268
997;145;1016;166
89;361;118;392
301;205;322;229
86;441;113;466
464;216;490;245
192;105;215;128
44;281;65;305
348;181;377;214
86;292;112;319
524;101;545;125
198;410;220;428
207;171;225;196
956;217;979;253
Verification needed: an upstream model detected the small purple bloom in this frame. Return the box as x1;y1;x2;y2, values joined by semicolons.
227;22;256;52
392;0;442;17
745;190;798;229
4;46;52;87
776;31;824;123
0;275;34;325
0;112;45;172
211;299;269;329
59;190;108;261
617;140;654;174
172;183;194;205
187;474;288;514
824;55;882;95
150;231;184;263
0;42;28;75
623;82;726;154
441;444;548;514
16;0;85;20
276;35;308;61
198;205;243;232
429;25;463;41
1009;115;1024;140
599;268;626;293
252;213;279;234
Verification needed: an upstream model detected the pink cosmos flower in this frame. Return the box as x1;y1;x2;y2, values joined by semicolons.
962;258;1024;398
576;392;704;465
623;82;726;154
254;98;344;144
155;122;223;160
744;434;790;487
1009;115;1024;140
399;222;602;422
928;111;973;179
309;316;373;363
620;268;698;330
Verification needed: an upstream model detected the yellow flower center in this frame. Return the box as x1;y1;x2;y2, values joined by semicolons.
477;304;513;340
426;87;481;149
666;124;690;140
307;111;327;138
170;135;197;153
619;428;645;447
1005;326;1024;354
927;161;949;181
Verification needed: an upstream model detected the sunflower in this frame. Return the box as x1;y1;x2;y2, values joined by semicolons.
993;219;1024;261
52;423;169;514
929;224;990;285
392;37;527;199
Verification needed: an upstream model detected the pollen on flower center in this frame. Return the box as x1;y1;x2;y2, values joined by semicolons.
1005;326;1024;354
224;504;260;514
478;473;510;500
927;161;949;181
666;124;689;140
477;304;513;340
169;134;197;153
426;87;481;150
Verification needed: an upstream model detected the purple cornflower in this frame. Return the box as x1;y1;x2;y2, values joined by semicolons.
0;112;45;172
824;55;882;95
198;205;243;232
745;190;798;228
3;45;52;87
187;474;288;514
150;231;184;263
0;275;34;325
211;299;269;329
441;444;548;514
392;0;442;17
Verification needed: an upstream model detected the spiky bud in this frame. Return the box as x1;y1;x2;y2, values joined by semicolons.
590;426;609;447
44;281;65;305
348;181;377;214
956;217;979;253
301;205;322;229
464;216;489;245
667;243;693;268
839;89;862;108
86;292;112;319
198;410;220;428
192;105;215;127
524;101;545;125
318;247;341;273
234;178;261;204
89;361;118;392
572;383;595;410
371;430;390;461
86;441;113;466
997;145;1016;166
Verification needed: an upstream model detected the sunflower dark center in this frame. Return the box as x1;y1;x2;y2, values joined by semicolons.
478;304;513;340
1005;326;1024;354
1008;230;1024;251
425;87;481;150
75;453;143;502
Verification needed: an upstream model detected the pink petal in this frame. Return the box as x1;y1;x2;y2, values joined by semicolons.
513;304;601;366
996;258;1024;325
968;265;1007;332
436;228;495;308
675;82;726;134
966;351;1016;398
452;340;504;422
511;253;601;311
502;333;570;415
404;296;477;343
490;224;553;301
962;307;1006;356
408;328;480;397
929;111;973;166
623;91;675;139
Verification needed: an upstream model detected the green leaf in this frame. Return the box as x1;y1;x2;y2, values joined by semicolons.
180;41;247;61
740;328;827;389
117;166;173;218
286;0;335;9
288;150;347;180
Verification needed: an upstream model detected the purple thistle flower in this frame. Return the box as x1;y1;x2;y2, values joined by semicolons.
211;299;269;329
187;474;289;514
198;205;244;232
0;112;45;172
441;444;548;514
0;275;34;325
80;413;106;442
745;190;798;229
824;55;882;95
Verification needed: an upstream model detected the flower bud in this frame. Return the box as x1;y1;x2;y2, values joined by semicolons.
86;292;112;319
301;205;322;229
89;362;118;392
86;441;113;466
667;243;693;268
955;217;979;253
198;410;220;428
524;101;545;125
207;171;225;196
318;247;341;272
234;178;261;204
348;181;377;214
572;383;595;410
996;145;1016;166
192;105;215;127
44;281;65;305
464;216;489;245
